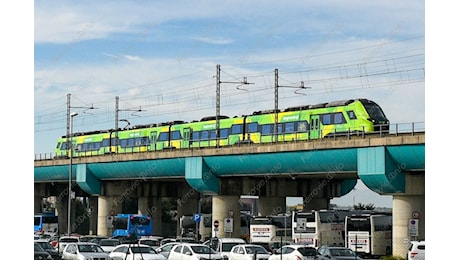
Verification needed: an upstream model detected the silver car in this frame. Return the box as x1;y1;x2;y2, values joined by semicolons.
61;242;110;260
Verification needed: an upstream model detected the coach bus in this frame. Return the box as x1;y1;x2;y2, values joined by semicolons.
292;210;353;248
112;214;153;238
34;213;59;236
344;213;392;257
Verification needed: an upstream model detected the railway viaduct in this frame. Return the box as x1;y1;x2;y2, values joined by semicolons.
34;132;425;257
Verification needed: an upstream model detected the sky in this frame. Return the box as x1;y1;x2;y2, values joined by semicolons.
31;1;426;210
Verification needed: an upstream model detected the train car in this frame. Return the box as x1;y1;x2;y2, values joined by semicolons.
55;98;389;157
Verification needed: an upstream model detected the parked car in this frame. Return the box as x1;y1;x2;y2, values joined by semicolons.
35;239;60;260
155;242;180;258
138;237;161;249
268;244;318;260
168;243;223;260
228;244;272;260
204;237;246;260
110;244;167;260
61;242;110;260
407;241;425;260
57;236;80;254
316;245;361;260
34;242;53;260
98;238;121;253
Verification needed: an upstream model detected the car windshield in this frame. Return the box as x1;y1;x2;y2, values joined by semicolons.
329;248;356;256
34;243;46;252
191;245;216;254
222;243;241;252
37;242;54;250
78;244;105;253
60;238;79;243
297;247;318;256
131;247;156;254
100;240;120;246
245;246;269;254
140;240;160;246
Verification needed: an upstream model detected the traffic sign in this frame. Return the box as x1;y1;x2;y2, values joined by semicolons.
409;219;419;236
224;218;233;233
193;213;202;223
213;220;219;228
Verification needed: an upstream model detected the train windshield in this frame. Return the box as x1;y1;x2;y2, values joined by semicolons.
361;100;387;121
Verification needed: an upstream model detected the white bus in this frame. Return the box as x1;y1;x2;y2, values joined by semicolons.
344;213;392;257
292;210;351;248
249;215;292;251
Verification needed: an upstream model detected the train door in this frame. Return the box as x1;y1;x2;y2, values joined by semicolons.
310;115;321;139
182;128;191;148
150;131;158;151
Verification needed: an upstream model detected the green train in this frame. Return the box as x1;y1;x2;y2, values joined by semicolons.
55;98;389;158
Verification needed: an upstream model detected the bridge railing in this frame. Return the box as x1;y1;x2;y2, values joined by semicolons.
34;122;425;161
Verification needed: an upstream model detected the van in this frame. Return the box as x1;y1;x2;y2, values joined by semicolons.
205;237;246;260
407;241;425;260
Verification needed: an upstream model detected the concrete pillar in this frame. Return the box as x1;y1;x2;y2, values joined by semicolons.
212;195;241;238
176;195;198;237
55;196;68;235
97;196;122;236
34;183;46;213
258;196;286;216
391;173;425;258
88;196;98;235
137;197;162;236
34;196;43;213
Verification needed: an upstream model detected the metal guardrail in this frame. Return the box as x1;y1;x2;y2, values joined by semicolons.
34;122;425;161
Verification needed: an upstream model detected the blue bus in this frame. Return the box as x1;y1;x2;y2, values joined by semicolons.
34;213;59;236
112;214;153;238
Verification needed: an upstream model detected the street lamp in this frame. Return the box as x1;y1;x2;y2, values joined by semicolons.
67;112;78;235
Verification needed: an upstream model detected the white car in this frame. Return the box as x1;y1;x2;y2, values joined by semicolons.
109;244;167;260
98;238;121;253
155;242;180;258
168;243;223;260
61;242;110;260
228;244;272;260
57;236;80;255
407;241;425;260
268;245;319;260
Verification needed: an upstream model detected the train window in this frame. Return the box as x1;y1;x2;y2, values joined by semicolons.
82;143;89;151
60;142;68;150
94;142;101;150
201;131;209;140
247;122;258;133
321;114;332;125
231;124;243;134
333;112;346;124
285;122;295;133
158;132;169;141
142;137;150;145
128;139;135;147
210;131;217;140
261;124;272;135
220;129;229;138
192;132;200;141
298;121;309;132
347;111;356;119
120;139;127;147
102;139;110;147
171;131;182;140
135;138;142;146
278;124;283;134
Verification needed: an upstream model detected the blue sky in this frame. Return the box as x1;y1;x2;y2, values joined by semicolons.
32;1;425;208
